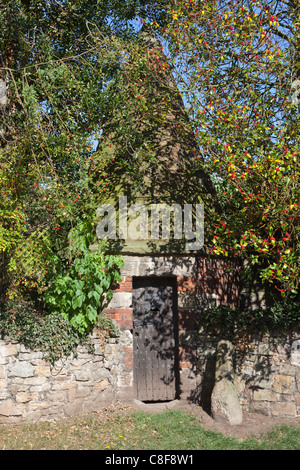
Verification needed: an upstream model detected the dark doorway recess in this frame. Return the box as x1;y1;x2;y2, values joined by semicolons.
132;276;179;402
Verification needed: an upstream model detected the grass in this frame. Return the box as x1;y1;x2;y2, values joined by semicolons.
0;409;299;450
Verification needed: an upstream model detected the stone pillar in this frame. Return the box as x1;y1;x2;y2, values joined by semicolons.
211;339;243;425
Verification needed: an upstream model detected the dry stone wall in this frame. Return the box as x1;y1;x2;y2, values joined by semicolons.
105;255;299;419
237;333;300;417
196;331;300;418
0;253;298;424
0;329;120;424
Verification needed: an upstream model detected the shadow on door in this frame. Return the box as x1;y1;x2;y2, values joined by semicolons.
132;276;179;402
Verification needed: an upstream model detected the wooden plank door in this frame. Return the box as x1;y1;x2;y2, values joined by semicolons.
132;276;178;402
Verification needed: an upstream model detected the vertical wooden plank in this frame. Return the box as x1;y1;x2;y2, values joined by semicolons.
133;276;177;402
145;324;152;401
133;283;145;400
163;280;174;400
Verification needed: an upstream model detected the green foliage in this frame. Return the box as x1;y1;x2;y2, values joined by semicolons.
0;299;93;365
0;1;127;320
0;0;164;357
0;408;299;450
1;0;299;355
198;300;300;336
160;0;300;295
43;221;123;334
8;226;55;296
0;0;145;300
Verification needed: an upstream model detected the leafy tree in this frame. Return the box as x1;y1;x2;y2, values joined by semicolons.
1;0;299;353
95;24;218;219
0;0;149;331
150;0;300;296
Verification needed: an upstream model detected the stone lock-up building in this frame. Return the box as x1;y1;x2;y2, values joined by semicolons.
102;256;240;404
0;28;299;424
93;27;239;407
94;28;300;420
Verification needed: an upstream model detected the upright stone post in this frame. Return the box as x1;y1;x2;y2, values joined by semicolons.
211;339;243;425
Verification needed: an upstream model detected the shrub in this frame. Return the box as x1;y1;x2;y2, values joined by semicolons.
198;299;300;336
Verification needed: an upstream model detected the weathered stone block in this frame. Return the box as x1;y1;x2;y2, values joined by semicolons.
211;340;243;425
31;383;51;393
294;394;300;406
253;390;279;402
271;402;297;417
278;363;297;376
67;386;77;402
0;399;23;417
16;392;39;403
27;400;52;411
47;390;68;403
23;376;47;386
35;365;51;377
76;385;91;398
272;375;295;394
291;340;300;367
73;370;92;382
8;361;34;378
0;343;18;358
249;401;271;416
93;379;109;393
0;365;6;379
107;292;132;309
18;351;43;362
